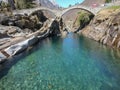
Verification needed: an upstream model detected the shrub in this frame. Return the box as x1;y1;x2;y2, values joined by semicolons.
76;11;94;30
107;6;120;10
105;0;112;3
14;0;35;9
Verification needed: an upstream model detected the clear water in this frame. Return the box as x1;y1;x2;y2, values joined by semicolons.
0;33;120;90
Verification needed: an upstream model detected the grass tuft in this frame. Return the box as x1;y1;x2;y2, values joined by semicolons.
107;6;120;10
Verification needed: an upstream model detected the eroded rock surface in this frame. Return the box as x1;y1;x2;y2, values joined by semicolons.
0;14;66;63
0;10;47;31
82;8;120;49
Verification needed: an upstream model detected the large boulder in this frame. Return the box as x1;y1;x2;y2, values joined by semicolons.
0;16;11;26
0;13;44;31
0;25;26;37
14;19;28;29
4;36;38;56
30;10;47;23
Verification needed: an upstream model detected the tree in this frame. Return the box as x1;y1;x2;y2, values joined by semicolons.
105;0;112;3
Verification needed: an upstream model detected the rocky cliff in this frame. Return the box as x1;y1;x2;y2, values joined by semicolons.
0;10;66;63
38;0;59;9
0;0;59;9
81;6;120;49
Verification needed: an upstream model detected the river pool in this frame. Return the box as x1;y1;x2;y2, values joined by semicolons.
0;33;120;90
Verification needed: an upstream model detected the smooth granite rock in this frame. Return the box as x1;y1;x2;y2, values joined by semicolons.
4;36;38;56
82;9;120;48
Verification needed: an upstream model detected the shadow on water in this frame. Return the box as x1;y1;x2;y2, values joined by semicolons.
0;37;59;80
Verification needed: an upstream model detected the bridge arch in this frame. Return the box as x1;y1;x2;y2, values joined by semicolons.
61;6;95;32
13;7;57;17
29;8;57;17
61;6;95;17
30;9;56;18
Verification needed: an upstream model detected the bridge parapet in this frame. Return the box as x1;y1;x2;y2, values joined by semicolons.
61;5;96;16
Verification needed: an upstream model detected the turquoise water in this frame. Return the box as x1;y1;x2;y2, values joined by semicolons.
0;33;120;90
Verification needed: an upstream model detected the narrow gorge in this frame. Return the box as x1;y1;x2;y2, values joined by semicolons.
0;0;120;90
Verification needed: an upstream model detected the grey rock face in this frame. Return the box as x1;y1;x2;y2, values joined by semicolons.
4;36;38;56
0;14;64;62
82;9;120;48
38;0;59;9
0;11;46;31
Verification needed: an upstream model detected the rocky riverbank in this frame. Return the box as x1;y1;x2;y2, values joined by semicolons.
81;6;120;49
0;11;67;63
2;6;120;63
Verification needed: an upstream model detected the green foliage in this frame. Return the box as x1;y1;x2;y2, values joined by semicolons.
105;0;112;3
15;0;35;9
77;11;94;29
0;1;10;8
78;12;90;25
107;6;120;10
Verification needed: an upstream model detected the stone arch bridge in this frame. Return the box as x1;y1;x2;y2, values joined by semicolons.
13;7;59;16
13;3;114;17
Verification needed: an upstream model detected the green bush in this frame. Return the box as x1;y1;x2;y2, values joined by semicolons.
77;11;94;30
15;0;35;9
105;0;112;3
